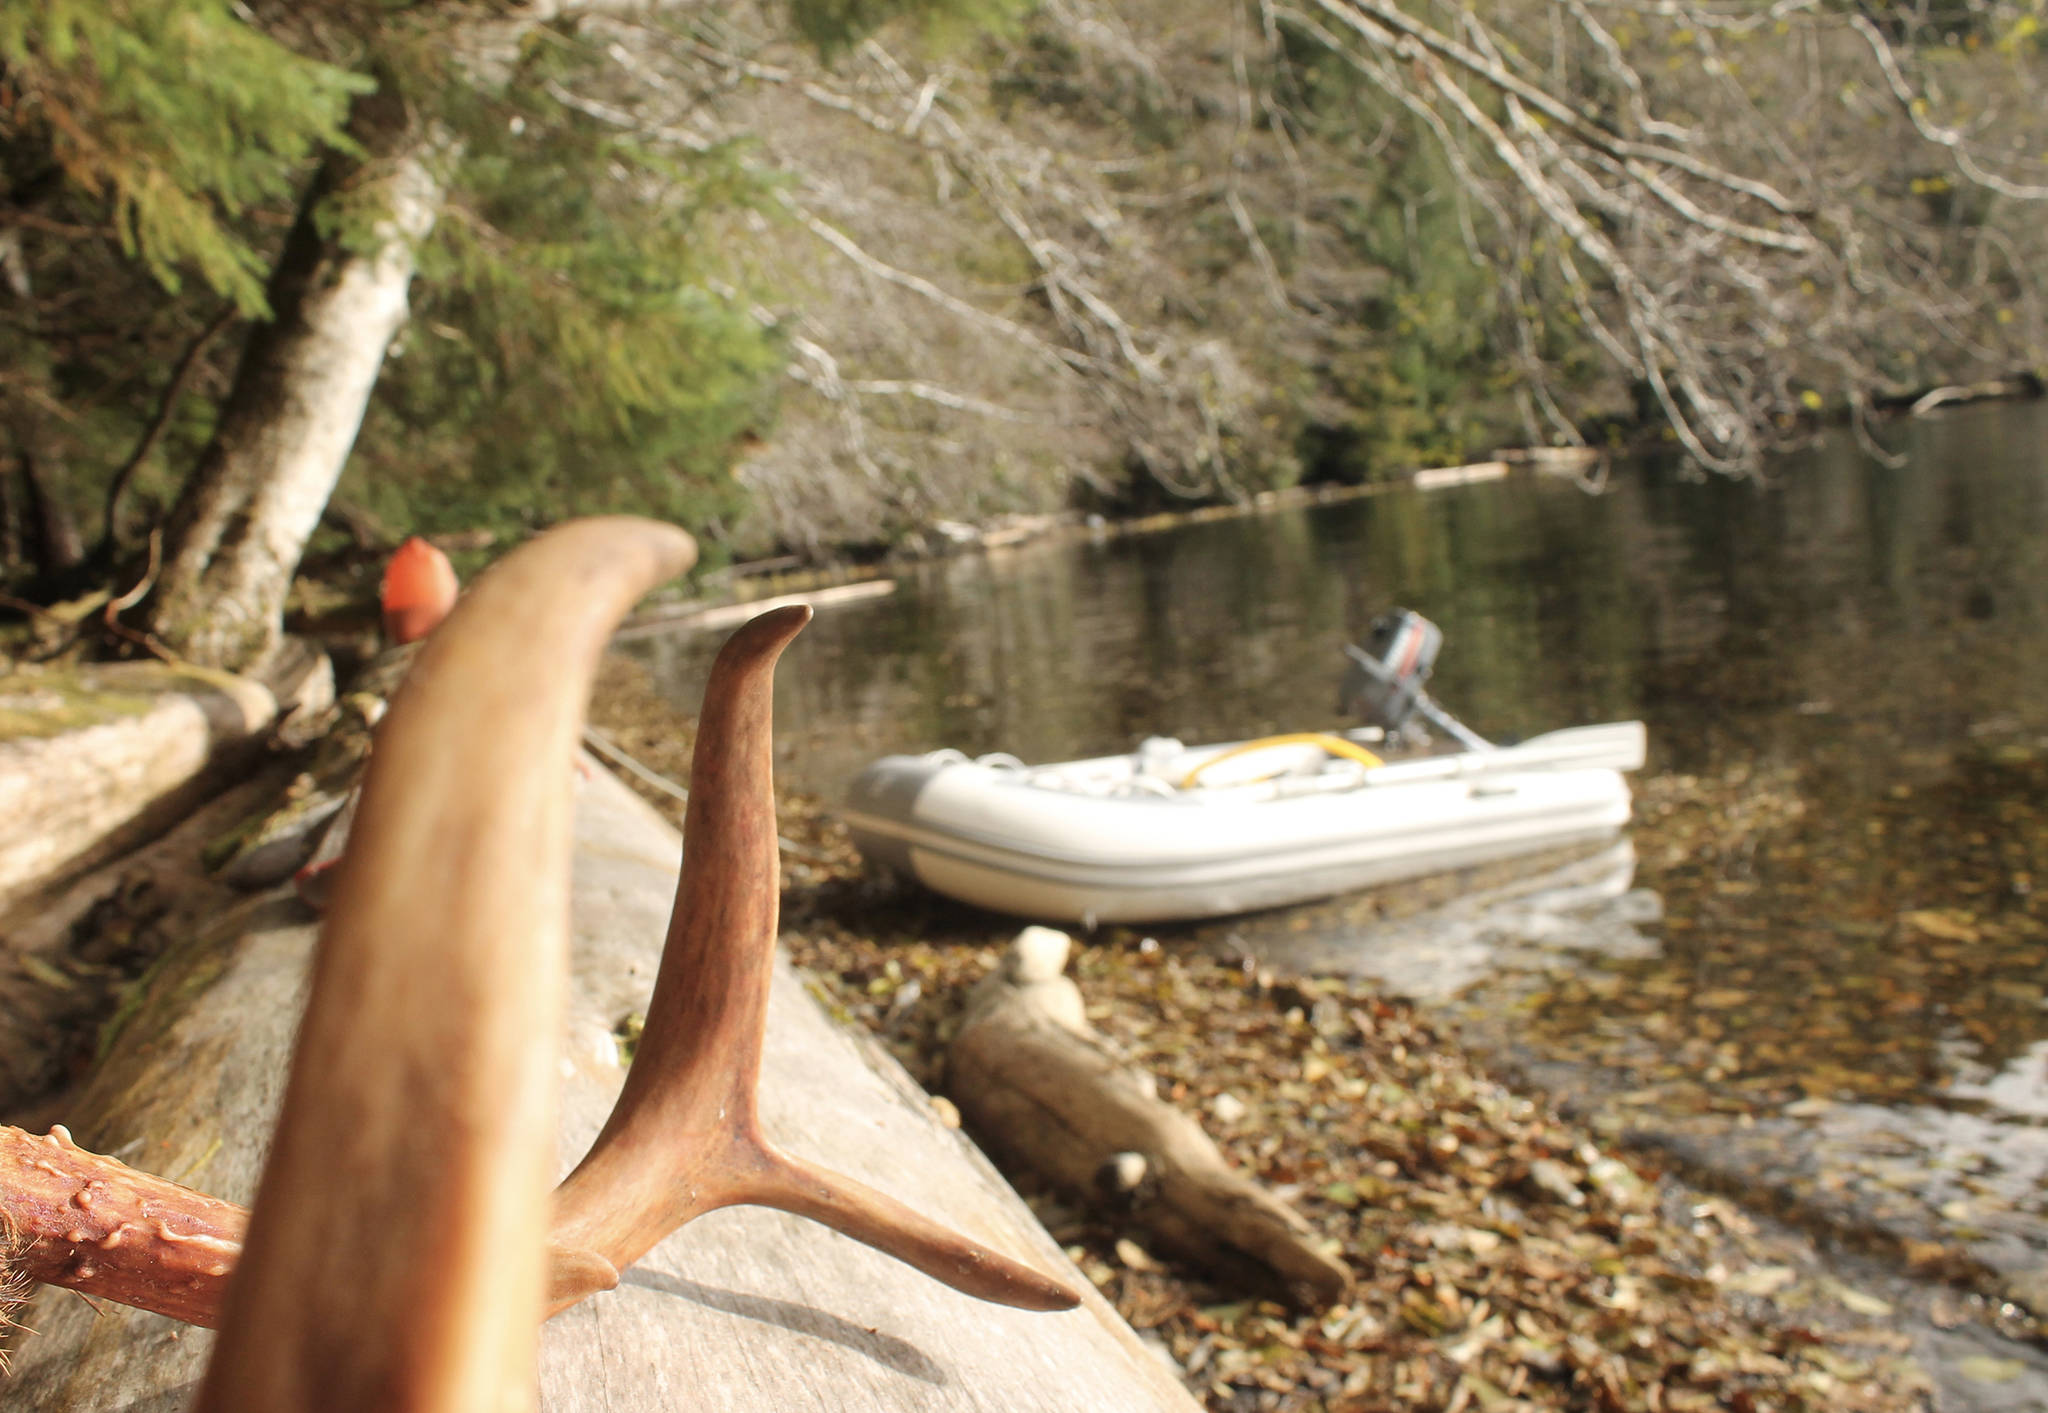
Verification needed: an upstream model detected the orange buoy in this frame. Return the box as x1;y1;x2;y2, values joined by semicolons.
380;536;459;644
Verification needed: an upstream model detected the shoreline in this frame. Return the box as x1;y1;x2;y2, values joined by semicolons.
583;657;1996;1412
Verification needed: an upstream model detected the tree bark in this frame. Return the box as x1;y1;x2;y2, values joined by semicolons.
143;93;444;671
132;1;641;673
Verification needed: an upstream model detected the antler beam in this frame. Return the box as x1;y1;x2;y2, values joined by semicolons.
196;516;698;1412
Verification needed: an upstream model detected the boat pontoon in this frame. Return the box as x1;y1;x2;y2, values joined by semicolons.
844;611;1646;925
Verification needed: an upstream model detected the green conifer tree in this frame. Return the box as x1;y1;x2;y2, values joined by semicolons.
5;0;1019;662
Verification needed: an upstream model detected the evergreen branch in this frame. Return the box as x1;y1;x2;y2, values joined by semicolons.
0;211;103;239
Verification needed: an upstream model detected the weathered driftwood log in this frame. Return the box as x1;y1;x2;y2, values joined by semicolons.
949;927;1353;1308
0;663;278;912
2;518;1194;1412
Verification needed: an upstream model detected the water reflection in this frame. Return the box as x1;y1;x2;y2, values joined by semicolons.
626;483;1653;799
1231;840;1661;1003
1950;1039;2048;1123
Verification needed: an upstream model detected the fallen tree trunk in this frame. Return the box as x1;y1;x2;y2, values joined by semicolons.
0;663;278;912
1;763;1199;1412
949;928;1353;1309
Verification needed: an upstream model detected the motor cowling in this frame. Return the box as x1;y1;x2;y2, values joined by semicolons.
1338;609;1443;734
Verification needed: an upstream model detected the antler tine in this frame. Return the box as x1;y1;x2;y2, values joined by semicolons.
548;606;1079;1315
195;518;697;1413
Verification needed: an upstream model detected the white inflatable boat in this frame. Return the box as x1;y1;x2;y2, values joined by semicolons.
843;720;1646;925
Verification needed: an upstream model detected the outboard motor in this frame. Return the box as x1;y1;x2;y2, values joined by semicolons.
1339;609;1490;751
1339;610;1441;732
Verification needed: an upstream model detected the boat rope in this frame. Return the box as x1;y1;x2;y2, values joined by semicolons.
1179;733;1384;789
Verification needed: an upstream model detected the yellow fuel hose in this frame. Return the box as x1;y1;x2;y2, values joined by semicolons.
1179;733;1384;789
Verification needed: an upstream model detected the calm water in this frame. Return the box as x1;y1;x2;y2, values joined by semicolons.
630;405;2047;800
624;401;2048;1301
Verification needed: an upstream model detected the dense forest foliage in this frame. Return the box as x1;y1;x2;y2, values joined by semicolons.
3;0;2045;666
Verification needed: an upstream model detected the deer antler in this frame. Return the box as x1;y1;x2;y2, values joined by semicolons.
1;517;1072;1407
546;605;1076;1314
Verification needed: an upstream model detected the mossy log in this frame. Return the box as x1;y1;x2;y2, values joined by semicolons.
949;928;1353;1309
1;764;1199;1413
0;663;278;913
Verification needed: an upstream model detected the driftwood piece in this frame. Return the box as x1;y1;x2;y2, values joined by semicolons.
1905;374;2043;417
612;577;896;640
949;927;1353;1308
0;663;277;912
